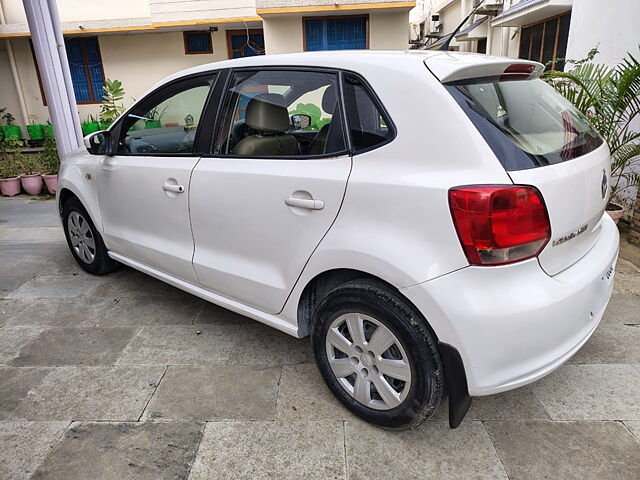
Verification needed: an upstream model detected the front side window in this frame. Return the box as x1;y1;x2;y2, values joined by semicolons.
342;73;394;153
446;78;603;171
217;69;346;157
117;75;215;155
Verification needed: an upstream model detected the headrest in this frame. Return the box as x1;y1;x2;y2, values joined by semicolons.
245;93;290;133
322;85;337;113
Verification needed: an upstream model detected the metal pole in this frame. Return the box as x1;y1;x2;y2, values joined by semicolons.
22;0;83;156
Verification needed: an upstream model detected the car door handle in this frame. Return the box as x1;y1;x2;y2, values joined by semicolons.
162;183;184;193
284;196;324;210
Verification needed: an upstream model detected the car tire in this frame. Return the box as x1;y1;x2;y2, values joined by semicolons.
311;279;445;430
62;197;119;275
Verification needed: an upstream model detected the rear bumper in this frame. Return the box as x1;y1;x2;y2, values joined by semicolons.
402;213;619;396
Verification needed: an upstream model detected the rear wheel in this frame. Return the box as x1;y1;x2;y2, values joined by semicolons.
311;279;444;429
62;197;118;275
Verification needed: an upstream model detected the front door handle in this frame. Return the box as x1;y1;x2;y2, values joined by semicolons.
162;183;184;193
284;196;324;210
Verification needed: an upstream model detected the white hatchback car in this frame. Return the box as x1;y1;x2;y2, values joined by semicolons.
58;51;619;430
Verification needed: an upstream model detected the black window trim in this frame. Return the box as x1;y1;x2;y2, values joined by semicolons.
108;71;220;158
203;65;352;161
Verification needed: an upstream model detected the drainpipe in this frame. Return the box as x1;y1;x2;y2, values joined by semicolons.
0;1;30;127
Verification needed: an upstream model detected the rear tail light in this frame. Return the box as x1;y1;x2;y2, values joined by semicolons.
448;185;551;266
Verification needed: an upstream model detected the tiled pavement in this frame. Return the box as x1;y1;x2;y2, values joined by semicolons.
1;196;639;480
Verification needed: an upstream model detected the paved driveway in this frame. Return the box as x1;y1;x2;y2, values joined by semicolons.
1;196;639;480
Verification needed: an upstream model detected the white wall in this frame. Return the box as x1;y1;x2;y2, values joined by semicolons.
370;10;409;50
263;15;303;54
0;43;23;125
566;0;640;67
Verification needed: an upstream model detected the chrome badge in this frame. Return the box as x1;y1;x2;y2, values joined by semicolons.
601;169;608;199
552;224;588;247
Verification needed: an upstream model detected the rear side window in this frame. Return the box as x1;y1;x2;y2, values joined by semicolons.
342;73;394;153
446;79;602;171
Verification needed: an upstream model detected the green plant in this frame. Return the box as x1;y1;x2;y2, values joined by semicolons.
543;48;640;208
146;105;168;122
1;137;25;177
84;114;99;124
100;79;125;123
2;110;15;126
40;136;60;174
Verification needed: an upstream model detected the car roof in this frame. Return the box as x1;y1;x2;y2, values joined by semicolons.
152;50;543;91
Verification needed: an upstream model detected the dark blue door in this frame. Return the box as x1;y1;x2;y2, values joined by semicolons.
305;17;367;51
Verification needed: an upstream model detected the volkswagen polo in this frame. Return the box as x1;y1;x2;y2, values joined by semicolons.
57;51;619;429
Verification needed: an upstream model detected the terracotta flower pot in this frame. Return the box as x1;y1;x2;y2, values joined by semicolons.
606;202;625;224
20;174;43;195
0;177;21;196
42;174;58;194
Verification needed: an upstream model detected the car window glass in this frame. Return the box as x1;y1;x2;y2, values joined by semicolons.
118;75;215;155
342;73;393;153
217;70;345;157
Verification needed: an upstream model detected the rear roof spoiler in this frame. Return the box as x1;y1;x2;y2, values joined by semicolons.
424;53;544;84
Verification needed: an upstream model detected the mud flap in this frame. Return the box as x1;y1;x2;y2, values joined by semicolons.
438;342;471;428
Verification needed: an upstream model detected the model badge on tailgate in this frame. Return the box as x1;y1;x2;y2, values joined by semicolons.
552;224;588;247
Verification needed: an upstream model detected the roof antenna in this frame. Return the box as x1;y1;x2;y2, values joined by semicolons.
433;0;485;51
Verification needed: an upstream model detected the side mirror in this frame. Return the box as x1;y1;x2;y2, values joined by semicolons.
290;114;311;130
87;130;113;155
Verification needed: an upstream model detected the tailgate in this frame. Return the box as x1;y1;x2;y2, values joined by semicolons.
509;143;611;275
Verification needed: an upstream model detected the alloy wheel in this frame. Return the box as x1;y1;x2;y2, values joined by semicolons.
67;211;96;264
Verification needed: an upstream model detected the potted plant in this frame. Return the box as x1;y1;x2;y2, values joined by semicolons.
100;78;125;126
144;105;167;129
2;110;22;140
40;135;60;194
81;114;100;136
0;137;22;196
43;121;54;140
26;121;45;141
16;145;43;195
544;48;640;224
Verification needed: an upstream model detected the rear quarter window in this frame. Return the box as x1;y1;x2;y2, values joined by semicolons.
445;78;603;171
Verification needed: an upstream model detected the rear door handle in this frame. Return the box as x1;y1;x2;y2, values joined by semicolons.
284;196;324;210
162;183;184;193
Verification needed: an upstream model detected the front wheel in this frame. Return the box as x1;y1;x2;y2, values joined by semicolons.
62;197;119;275
311;279;445;430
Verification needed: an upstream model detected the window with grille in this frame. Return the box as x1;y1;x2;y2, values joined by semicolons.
64;37;105;104
518;12;571;71
304;16;368;51
184;31;213;54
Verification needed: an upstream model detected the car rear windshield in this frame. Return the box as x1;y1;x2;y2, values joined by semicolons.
445;78;603;171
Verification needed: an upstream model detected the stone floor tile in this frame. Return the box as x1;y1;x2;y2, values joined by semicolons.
0;368;50;420
116;325;238;365
143;365;279;421
0;421;69;480
624;421;640;441
485;420;640;480
613;259;640;295
276;363;352;420
31;421;203;480
6;298;118;328
228;324;313;366
0;300;29;326
533;364;640;420
602;294;640;325
0;227;65;243
95;268;192;298
8;366;164;421
100;295;203;326
345;419;508;480
7;274;104;299
9;327;138;366
432;385;550;421
568;323;640;364
189;421;345;480
194;302;253;326
0;327;44;364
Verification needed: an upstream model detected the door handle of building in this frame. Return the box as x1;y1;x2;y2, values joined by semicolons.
162;183;184;193
285;196;324;210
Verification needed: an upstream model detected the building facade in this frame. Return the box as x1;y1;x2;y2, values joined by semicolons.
0;0;413;129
